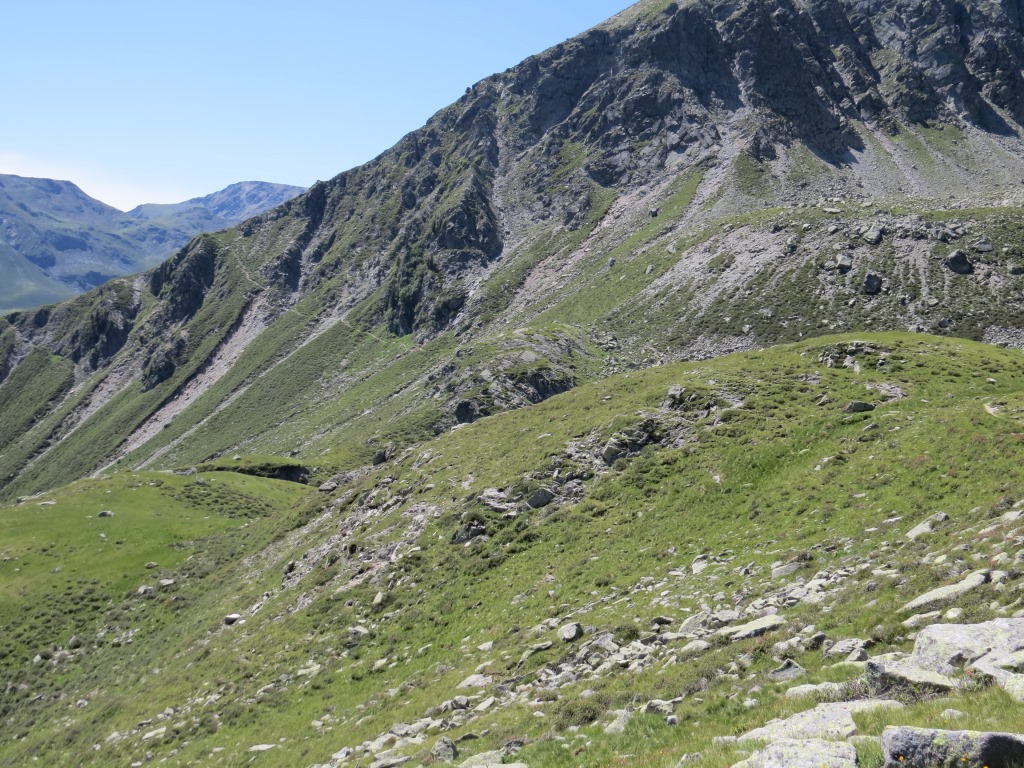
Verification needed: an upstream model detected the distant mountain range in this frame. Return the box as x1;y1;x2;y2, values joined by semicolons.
0;176;305;311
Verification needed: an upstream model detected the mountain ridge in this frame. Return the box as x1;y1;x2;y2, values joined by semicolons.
0;175;306;311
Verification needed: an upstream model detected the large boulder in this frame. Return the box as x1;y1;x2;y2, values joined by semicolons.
734;739;857;768
739;700;902;743
945;249;974;274
866;659;956;696
910;618;1024;700
883;726;1024;768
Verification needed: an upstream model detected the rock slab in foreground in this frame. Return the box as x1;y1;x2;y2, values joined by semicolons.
910;618;1024;700
883;726;1024;768
739;700;903;743
734;738;858;768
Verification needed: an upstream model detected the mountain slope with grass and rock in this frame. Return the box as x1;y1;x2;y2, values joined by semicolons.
5;0;1024;766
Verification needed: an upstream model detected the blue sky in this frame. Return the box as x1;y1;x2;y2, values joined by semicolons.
0;1;633;210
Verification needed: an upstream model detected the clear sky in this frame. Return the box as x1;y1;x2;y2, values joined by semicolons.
0;0;634;211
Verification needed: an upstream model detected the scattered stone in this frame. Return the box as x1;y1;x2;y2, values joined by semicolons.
457;674;493;689
902;570;990;612
974;239;995;253
863;226;884;245
910;618;1024;700
432;736;458;762
945;249;974;275
905;512;949;541
643;699;678;716
866;659;956;696
739;700;902;743
223;614;242;626
785;681;847;700
768;659;806;682
772;562;802;579
717;615;787;641
902;611;942;629
825;638;868;658
249;744;277;753
557;622;584;642
678;639;711;658
864;273;884;295
369;756;410;768
883;726;1024;768
844;401;875;413
604;709;632;735
734;738;858;768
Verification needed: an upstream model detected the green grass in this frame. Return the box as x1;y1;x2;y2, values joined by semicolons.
4;334;1024;766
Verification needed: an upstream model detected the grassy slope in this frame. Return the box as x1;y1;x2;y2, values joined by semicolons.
3;334;1024;767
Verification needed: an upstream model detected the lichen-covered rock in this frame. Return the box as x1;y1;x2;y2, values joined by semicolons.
901;570;990;612
739;700;903;743
866;659;957;696
883;726;1024;768
734;739;857;768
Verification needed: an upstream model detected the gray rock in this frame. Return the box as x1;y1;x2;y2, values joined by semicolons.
902;611;942;629
825;638;868;657
974;239;995;253
643;699;677;716
459;751;526;768
224;613;242;625
678;639;712;658
945;249;974;275
863;226;884;245
557;622;584;642
457;674;493;689
604;709;632;735
526;486;555;509
717;615;787;641
864;273;884;295
902;570;990;612
369;757;410;768
837;254;853;273
785;681;847;700
910;618;1024;699
866;659;957;696
843;400;875;413
739;700;902;743
771;562;802;579
768;659;806;682
883;726;1024;768
734;738;858;768
432;736;458;763
905;512;949;540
